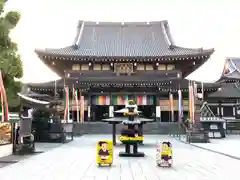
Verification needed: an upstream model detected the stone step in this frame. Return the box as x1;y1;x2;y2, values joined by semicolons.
186;131;209;143
73;122;185;135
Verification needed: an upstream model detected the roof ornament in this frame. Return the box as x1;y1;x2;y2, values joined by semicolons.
74;21;85;49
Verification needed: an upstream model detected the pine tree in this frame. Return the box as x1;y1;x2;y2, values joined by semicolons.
0;0;23;109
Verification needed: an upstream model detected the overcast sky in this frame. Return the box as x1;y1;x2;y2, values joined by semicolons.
6;0;240;83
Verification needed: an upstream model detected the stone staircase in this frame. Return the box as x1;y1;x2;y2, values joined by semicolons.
73;122;185;136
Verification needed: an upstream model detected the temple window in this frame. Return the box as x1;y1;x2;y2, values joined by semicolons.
72;64;80;71
102;64;110;70
167;64;175;70
93;64;101;70
158;64;166;70
137;64;145;70
81;64;89;70
145;64;153;70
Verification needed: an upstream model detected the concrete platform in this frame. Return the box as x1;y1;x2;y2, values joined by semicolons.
0;135;240;180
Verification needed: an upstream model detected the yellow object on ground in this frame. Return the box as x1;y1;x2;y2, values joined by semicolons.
96;140;113;166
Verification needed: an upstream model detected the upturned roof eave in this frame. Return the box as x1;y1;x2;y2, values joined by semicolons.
35;48;214;60
208;84;240;98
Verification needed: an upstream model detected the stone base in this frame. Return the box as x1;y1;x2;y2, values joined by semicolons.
15;147;35;155
119;152;145;157
187;131;209;143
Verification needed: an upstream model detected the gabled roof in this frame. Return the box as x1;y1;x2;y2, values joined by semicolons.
208;83;240;98
217;58;240;83
36;20;214;58
200;102;215;117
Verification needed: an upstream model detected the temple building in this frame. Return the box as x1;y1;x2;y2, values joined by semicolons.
29;20;218;122
208;58;240;119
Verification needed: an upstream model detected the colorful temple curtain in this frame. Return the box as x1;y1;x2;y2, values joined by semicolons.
112;95;134;105
0;70;8;122
136;95;154;105
92;95;110;105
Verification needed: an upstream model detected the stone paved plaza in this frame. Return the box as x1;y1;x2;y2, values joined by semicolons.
0;135;240;180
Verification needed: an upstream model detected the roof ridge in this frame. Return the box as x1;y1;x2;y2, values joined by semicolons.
160;21;173;49
74;21;85;48
162;21;175;47
172;45;214;52
77;20;167;25
73;21;82;45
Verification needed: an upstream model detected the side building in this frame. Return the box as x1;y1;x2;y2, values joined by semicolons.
31;20;218;122
208;58;240;119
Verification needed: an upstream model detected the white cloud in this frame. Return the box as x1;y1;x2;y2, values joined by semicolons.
5;0;240;83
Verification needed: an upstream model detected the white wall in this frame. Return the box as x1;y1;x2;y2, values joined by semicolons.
0;144;13;158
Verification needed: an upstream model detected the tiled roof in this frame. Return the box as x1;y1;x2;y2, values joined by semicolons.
36;21;214;58
159;80;219;90
27;79;65;88
208;84;240;98
216;58;240;83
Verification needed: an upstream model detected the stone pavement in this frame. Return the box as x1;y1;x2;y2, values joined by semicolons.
0;135;240;180
179;135;240;159
0;142;63;168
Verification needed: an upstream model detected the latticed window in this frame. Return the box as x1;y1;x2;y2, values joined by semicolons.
81;64;89;70
93;64;101;70
102;64;110;70
72;64;80;71
137;64;145;70
158;64;166;70
145;64;153;70
167;64;175;70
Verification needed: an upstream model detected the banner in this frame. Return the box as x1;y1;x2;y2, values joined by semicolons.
178;90;183;122
188;84;195;122
63;86;69;123
73;88;79;123
169;93;174;122
80;96;84;123
0;70;8;122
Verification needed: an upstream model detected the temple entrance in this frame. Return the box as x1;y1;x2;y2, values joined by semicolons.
138;105;155;118
114;106;125;117
161;111;179;122
91;105;108;121
161;111;169;122
71;110;88;122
